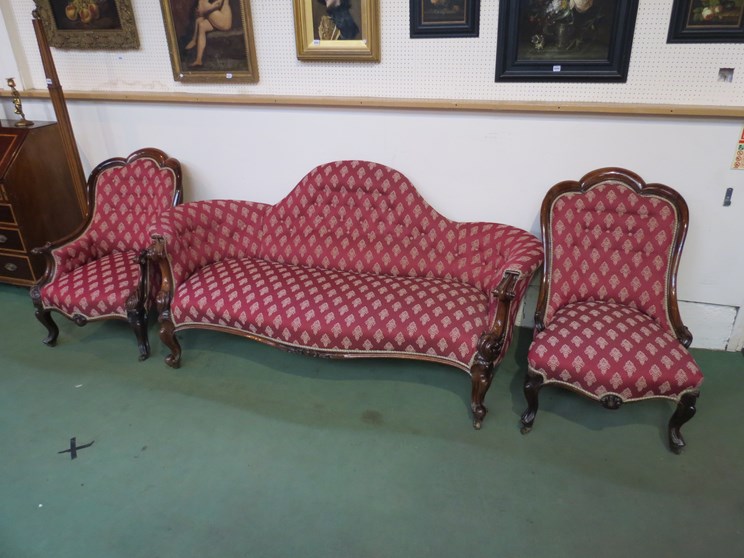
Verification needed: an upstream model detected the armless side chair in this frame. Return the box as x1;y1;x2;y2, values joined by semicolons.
520;168;703;453
30;148;182;360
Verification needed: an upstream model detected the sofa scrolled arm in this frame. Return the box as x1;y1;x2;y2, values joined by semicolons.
148;200;269;292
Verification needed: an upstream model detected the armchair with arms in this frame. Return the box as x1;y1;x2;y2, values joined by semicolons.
30;148;182;360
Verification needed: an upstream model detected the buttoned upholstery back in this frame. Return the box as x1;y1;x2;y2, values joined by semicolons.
542;179;684;336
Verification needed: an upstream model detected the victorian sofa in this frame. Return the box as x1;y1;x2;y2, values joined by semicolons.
148;161;543;427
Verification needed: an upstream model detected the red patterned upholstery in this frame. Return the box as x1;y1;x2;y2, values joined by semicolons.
529;301;702;401
172;257;489;369
150;199;268;291
521;168;702;453
542;181;680;335
150;160;543;426
40;251;142;319
53;157;180;275
260;162;541;289
32;149;182;359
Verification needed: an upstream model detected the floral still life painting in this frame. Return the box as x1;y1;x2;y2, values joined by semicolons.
668;0;744;42
496;0;639;81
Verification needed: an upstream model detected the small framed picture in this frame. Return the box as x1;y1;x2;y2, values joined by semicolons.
159;0;259;83
33;0;139;49
668;0;744;43
495;0;640;82
293;0;380;61
410;0;480;38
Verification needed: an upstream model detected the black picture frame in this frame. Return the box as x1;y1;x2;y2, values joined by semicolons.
410;0;480;38
495;0;639;82
667;0;744;43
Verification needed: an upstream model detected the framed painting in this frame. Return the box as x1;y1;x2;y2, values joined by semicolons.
293;0;380;61
495;0;639;82
33;0;139;49
668;0;744;43
159;0;259;83
410;0;480;38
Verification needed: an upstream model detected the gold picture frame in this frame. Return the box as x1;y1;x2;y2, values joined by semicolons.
159;0;258;83
293;0;380;61
33;0;139;49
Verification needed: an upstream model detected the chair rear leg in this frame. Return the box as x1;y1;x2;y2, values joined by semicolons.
127;306;150;361
35;308;59;346
668;392;698;454
520;369;544;434
126;284;150;361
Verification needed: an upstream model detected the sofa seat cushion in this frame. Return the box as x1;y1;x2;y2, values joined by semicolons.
528;301;703;402
171;257;491;369
40;251;140;319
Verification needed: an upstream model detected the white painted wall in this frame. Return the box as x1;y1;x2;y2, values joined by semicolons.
1;1;742;351
2;97;741;350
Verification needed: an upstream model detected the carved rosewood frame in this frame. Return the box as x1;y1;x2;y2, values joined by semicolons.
533;167;692;345
522;167;699;453
30;148;182;360
149;233;523;429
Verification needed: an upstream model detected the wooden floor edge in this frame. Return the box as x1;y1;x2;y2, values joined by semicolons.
2;89;744;118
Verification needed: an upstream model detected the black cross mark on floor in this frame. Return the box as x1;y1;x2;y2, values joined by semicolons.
58;437;94;460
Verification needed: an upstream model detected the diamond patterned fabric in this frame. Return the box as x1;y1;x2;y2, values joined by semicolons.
150;200;268;291
544;181;679;336
171;257;489;370
150;160;543;368
528;301;703;401
41;156;180;319
41;251;141;318
54;158;179;275
260;161;543;291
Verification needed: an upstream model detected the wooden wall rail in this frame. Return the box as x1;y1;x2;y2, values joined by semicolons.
2;89;744;118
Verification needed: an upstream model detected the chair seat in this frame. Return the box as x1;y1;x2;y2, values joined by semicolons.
528;301;702;402
171;257;490;368
40;251;140;319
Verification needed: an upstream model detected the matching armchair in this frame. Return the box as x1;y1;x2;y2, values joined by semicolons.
30;148;182;360
520;168;703;453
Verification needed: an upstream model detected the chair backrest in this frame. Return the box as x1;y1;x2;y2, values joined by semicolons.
536;168;690;341
85;148;182;256
259;160;463;281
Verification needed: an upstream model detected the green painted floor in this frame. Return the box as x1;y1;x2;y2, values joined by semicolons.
1;282;743;558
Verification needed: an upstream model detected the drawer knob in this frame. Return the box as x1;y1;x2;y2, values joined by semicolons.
4;262;17;272
0;235;6;243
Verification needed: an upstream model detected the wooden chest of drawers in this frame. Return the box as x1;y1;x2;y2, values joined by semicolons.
0;120;85;286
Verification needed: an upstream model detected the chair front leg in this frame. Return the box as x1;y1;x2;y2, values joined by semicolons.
668;392;698;454
470;331;505;430
29;250;60;347
34;306;59;346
